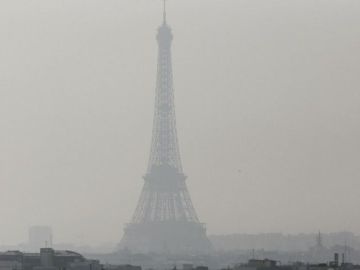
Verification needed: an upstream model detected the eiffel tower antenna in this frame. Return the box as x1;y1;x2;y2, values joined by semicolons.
163;0;167;24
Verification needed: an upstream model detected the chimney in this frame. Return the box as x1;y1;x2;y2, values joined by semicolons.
334;253;339;267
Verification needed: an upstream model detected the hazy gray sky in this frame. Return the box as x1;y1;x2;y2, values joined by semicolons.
0;0;359;246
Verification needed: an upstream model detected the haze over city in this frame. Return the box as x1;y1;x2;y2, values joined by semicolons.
0;0;359;248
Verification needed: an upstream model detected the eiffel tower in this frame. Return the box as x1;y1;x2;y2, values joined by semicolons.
119;1;212;254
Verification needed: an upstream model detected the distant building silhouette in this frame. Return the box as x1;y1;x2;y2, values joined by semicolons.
28;226;53;251
309;231;329;263
0;248;100;270
316;232;324;249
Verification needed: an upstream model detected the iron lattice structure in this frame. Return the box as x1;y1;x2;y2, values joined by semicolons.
119;6;212;255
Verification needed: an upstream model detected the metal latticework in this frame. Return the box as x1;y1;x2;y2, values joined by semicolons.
147;21;183;173
119;7;212;254
131;19;199;224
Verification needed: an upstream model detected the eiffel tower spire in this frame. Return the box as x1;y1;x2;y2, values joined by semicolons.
163;0;167;24
119;3;212;254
